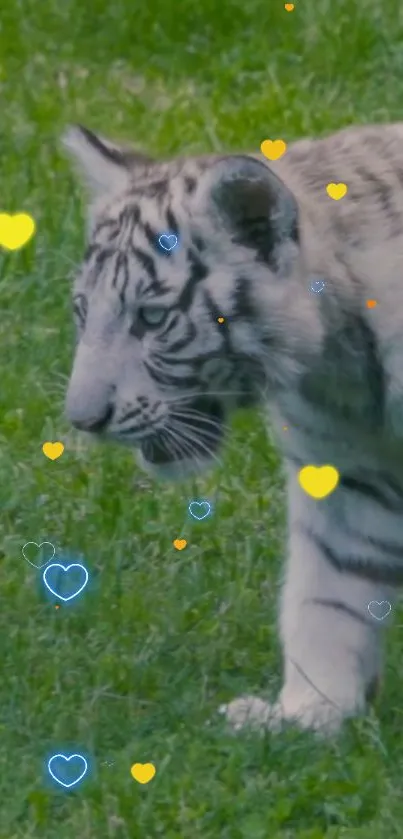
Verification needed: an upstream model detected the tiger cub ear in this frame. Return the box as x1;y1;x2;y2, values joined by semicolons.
62;125;153;197
200;155;299;270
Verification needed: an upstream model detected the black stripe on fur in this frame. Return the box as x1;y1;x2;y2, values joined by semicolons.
177;250;208;310
340;475;403;511
299;525;403;584
130;246;157;281
306;598;376;629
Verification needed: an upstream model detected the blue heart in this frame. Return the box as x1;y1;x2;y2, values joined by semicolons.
48;753;88;788
310;279;325;294
43;563;89;602
158;233;178;252
188;500;211;520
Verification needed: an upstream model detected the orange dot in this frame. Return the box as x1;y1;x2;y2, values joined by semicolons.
366;299;377;308
55;605;60;609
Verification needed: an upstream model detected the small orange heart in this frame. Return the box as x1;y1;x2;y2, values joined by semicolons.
366;299;377;308
284;2;294;10
173;539;187;551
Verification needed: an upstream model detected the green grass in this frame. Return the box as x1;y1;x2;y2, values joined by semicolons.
2;0;403;835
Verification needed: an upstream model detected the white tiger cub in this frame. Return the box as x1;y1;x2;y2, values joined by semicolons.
63;122;403;735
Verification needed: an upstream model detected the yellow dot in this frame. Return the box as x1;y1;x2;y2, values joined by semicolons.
217;317;224;323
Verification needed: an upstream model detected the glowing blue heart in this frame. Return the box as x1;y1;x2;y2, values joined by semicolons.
43;563;89;602
48;753;88;788
158;233;178;252
188;500;211;520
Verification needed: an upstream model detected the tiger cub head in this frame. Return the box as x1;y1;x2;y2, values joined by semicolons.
63;125;313;480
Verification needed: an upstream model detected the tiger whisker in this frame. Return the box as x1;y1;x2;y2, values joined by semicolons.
164;390;248;403
170;408;229;433
169;404;225;424
158;428;184;462
168;420;223;468
159;425;209;470
162;425;204;464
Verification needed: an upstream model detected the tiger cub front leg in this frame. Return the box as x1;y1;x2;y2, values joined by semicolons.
223;478;389;734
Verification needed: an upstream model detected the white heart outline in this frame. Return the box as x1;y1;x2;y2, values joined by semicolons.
48;753;88;788
310;280;325;294
367;600;392;621
158;233;178;252
22;541;55;569
188;500;211;520
43;563;89;602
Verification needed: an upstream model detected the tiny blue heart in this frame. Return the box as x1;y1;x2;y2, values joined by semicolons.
310;279;325;294
158;233;178;252
188;500;211;520
48;753;88;788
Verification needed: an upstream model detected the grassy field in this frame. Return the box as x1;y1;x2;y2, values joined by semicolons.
2;0;403;836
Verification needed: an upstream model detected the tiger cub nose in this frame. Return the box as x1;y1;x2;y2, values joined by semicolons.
69;404;114;432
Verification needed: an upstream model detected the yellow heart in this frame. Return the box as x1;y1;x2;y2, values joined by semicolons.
130;763;156;784
298;465;340;499
260;139;287;161
173;539;187;551
0;213;36;251
284;2;294;9
42;441;65;461
326;183;347;200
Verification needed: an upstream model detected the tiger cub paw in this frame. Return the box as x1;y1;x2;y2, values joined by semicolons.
220;692;353;735
219;695;277;732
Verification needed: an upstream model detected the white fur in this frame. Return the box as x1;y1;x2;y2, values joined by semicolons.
63;122;403;736
223;464;393;733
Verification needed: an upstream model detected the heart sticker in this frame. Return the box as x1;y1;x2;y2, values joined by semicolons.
158;233;178;252
260;139;287;161
188;500;211;520
0;212;36;251
42;441;64;460
48;753;88;788
367;600;392;621
326;182;348;200
173;539;187;550
22;541;55;569
310;279;325;294
43;563;89;602
298;465;339;499
130;762;156;784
